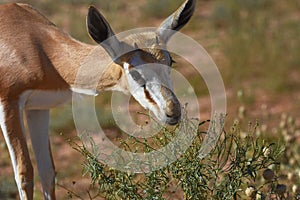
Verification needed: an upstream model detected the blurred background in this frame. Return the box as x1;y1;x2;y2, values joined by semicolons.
0;0;299;199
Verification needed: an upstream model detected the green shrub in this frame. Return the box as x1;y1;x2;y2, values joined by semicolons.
62;106;300;200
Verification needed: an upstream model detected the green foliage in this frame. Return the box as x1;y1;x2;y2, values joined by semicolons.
63;106;300;200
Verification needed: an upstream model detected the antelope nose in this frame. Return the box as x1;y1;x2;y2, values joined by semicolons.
165;99;181;125
160;86;181;125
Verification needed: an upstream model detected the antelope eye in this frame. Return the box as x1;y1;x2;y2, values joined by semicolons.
129;70;146;87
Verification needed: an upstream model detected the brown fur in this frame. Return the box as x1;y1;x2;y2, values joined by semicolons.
0;3;125;101
0;4;123;199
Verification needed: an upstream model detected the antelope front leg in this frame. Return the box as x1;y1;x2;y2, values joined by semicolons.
0;100;34;200
26;109;56;200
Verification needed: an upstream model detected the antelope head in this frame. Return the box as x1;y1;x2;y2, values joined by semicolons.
87;0;196;125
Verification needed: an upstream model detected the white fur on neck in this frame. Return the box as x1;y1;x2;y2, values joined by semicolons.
71;88;99;96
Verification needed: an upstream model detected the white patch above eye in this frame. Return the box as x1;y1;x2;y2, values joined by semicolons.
123;62;130;73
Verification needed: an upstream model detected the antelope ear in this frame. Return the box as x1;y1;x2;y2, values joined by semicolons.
87;6;121;59
156;0;196;43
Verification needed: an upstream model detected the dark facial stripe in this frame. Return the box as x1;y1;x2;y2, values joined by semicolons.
143;87;156;105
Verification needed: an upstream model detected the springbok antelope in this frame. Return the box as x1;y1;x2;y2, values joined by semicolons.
0;0;196;199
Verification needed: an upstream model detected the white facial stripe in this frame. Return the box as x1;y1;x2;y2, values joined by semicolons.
123;62;141;93
124;63;148;106
123;62;169;122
